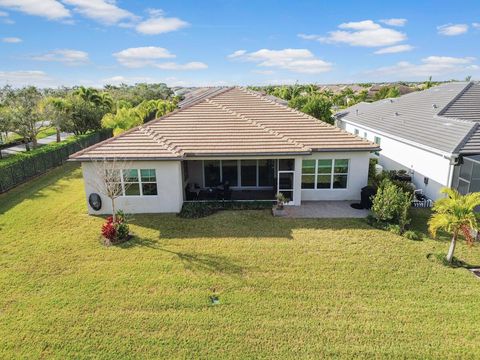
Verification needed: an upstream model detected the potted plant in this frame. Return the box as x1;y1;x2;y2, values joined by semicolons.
275;192;287;210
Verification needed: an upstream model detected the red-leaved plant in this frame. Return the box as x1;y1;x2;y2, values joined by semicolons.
101;211;129;245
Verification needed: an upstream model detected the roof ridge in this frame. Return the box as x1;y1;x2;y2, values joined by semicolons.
452;122;479;155
205;97;310;152
241;87;377;148
437;82;473;117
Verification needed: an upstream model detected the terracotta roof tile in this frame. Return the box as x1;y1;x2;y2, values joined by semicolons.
70;87;378;161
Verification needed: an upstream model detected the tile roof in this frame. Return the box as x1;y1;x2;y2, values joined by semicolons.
70;87;379;161
336;82;477;154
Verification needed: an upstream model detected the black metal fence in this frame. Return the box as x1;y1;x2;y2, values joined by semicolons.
0;130;112;193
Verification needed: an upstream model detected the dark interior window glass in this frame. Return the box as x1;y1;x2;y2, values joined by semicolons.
241;160;257;186
258;160;274;186
204;160;221;187
222;160;238;186
279;159;295;171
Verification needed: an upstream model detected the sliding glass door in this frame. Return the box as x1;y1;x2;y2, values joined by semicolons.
203;159;275;188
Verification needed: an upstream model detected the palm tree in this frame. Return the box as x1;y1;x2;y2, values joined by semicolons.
73;86;101;105
41;97;71;142
428;188;480;263
424;76;433;89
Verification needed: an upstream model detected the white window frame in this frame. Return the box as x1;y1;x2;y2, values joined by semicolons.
118;168;158;197
301;159;350;190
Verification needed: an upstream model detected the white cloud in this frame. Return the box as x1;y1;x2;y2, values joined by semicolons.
113;46;175;68
135;8;188;34
228;48;333;74
155;62;208;70
61;0;136;25
380;18;407;27
369;56;478;78
374;44;414;54
299;20;407;47
0;70;55;87
0;10;7;16
472;22;480;29
102;75;155;85
114;46;206;70
1;37;21;43
32;49;89;65
0;0;70;20
252;69;275;75
437;24;468;36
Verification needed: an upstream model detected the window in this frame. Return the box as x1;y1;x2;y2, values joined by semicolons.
258;160;274;186
121;169;157;196
241;160;257;186
363;132;367;139
204;160;221;187
354;128;359;135
301;160;315;189
140;169;158;195
222;160;238;186
374;136;381;156
301;159;349;189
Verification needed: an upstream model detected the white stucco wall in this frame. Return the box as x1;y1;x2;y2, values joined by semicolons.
81;160;184;214
300;152;370;201
341;121;453;200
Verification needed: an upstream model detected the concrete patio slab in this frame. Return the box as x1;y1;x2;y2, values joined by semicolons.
281;201;370;218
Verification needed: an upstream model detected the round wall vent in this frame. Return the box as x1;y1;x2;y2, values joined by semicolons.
88;193;102;211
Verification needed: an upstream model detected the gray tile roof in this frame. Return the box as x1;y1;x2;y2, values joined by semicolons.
336;82;479;154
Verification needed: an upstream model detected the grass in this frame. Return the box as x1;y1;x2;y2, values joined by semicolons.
1;163;479;359
2;126;58;145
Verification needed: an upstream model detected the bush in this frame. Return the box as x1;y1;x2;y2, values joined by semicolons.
179;201;274;219
387;224;401;235
101;210;130;245
371;179;412;233
403;230;420;241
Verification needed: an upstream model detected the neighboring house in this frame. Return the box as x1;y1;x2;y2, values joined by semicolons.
335;82;480;200
70;87;378;214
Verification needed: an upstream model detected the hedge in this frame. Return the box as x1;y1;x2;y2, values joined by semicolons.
0;129;112;193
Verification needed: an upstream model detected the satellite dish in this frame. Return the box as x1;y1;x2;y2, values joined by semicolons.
88;193;102;211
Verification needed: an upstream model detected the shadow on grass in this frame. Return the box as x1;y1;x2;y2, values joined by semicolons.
426;253;480;269
117;236;245;276
0;162;82;216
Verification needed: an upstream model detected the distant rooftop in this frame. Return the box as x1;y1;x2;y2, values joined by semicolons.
336;82;480;154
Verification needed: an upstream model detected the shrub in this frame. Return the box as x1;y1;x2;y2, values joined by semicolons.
371;179;412;234
368;158;378;182
179;201;273;219
403;230;420;241
101;210;130;245
387;224;401;235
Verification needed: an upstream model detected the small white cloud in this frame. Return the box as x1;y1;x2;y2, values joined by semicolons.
374;44;414;54
0;10;8;16
228;50;247;58
369;56;477;78
102;75;155;85
437;23;468;36
380;18;407;27
0;0;70;20
155;62;208;70
228;48;332;74
135;8;188;34
62;0;136;25
473;22;480;29
299;20;407;47
252;69;275;75
32;49;89;65
113;46;175;68
1;37;21;43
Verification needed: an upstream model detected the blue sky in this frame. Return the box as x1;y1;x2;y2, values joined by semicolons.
0;0;479;88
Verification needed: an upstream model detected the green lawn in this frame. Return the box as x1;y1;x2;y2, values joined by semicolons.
1;163;479;359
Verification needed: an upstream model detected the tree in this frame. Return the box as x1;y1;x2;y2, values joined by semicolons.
0;105;13;158
428;188;480;263
301;96;333;124
90;159;131;224
64;90;109;135
424;76;433;89
6;86;44;151
40;97;71;142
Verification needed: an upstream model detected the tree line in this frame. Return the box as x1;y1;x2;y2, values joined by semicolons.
0;83;177;156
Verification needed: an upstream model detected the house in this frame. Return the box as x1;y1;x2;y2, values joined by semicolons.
70;87;378;214
335;82;480;200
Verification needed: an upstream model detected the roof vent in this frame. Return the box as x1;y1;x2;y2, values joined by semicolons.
394;111;400;116
432;104;438;109
355;109;359;116
389;99;394;103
